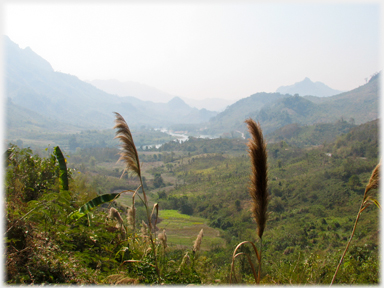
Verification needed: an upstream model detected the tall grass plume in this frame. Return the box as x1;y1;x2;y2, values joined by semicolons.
230;119;269;284
113;112;141;179
193;229;204;253
245;118;269;239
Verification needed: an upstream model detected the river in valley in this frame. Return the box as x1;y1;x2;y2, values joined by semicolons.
141;128;217;150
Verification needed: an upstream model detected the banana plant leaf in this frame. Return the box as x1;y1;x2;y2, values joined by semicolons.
54;146;68;191
68;193;120;221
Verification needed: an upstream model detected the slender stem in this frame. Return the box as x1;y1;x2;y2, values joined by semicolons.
330;203;363;285
230;252;258;284
139;178;161;282
229;241;260;284
258;237;263;284
132;195;136;241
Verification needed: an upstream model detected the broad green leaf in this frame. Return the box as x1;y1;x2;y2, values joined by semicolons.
54;146;68;191
68;193;120;221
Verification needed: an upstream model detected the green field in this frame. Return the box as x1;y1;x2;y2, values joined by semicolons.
157;209;225;251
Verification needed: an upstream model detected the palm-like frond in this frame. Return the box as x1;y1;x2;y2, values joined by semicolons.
113;112;141;178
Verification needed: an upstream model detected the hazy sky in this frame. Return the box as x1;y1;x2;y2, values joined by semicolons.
2;2;381;101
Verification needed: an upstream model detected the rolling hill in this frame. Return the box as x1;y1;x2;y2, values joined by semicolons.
206;92;290;134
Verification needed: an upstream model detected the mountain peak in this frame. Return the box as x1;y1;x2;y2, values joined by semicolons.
276;77;344;97
5;35;54;72
168;96;184;103
167;96;190;109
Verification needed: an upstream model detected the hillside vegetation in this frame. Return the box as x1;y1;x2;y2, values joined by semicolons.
5;117;379;284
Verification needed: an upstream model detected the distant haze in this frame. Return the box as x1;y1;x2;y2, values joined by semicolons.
3;3;380;101
88;79;234;111
88;79;176;103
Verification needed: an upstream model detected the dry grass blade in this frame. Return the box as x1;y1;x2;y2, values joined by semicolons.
113;112;141;178
229;241;260;284
115;277;139;285
122;260;156;268
230;252;258;284
105;273;126;284
245;118;269;239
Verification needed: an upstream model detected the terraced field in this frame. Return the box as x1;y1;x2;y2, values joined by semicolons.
157;209;225;251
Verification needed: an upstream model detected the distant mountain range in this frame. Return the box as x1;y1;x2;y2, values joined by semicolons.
276;77;344;97
206;73;379;135
4;36;217;138
4;35;379;141
88;79;233;111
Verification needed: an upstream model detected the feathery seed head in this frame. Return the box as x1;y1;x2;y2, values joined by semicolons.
127;206;135;228
113;112;141;178
120;226;126;239
365;162;380;198
108;207;124;229
158;229;167;249
182;252;190;266
150;203;159;230
177;252;190;272
193;229;204;252
141;220;148;234
245;118;269;239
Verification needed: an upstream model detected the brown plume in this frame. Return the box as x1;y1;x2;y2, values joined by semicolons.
193;229;204;253
365;162;380;197
245;118;269;239
113;112;141;178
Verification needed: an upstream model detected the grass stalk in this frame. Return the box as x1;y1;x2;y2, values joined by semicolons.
245;118;269;283
114;112;161;282
230;241;260;284
330;162;380;285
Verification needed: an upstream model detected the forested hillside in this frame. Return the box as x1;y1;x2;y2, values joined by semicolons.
5;116;379;284
206;92;289;134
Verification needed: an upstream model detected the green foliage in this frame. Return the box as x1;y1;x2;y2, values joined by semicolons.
267;120;355;147
6;144;59;202
6;145;102;284
153;173;165;188
53;146;69;190
5;116;380;284
68;193;120;222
